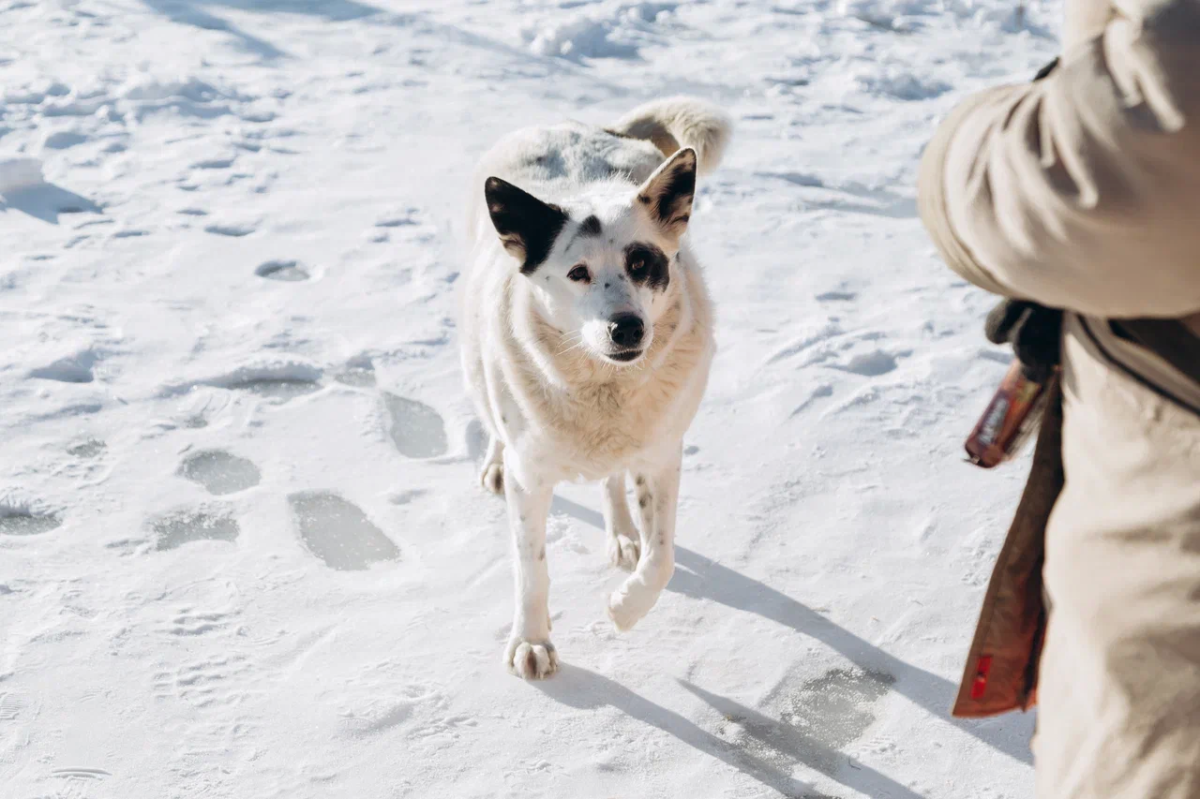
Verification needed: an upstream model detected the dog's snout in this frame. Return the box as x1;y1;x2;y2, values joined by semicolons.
609;314;645;348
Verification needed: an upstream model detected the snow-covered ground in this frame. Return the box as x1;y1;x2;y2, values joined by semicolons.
1;1;1059;796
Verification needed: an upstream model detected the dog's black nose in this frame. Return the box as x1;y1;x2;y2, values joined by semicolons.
609;314;645;348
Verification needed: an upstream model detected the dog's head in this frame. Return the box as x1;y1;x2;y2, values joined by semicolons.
484;148;697;366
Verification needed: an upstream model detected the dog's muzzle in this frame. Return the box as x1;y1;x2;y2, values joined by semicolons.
606;314;645;362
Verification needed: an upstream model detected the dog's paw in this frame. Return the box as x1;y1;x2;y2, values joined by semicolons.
480;462;504;495
607;563;673;632
504;637;559;680
607;591;644;633
607;533;640;571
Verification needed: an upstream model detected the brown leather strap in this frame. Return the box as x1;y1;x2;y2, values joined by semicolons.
952;378;1062;718
954;316;1200;718
1084;317;1200;418
1113;319;1200;385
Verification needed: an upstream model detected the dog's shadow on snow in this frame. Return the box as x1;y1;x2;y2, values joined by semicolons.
540;663;924;799
549;496;1034;771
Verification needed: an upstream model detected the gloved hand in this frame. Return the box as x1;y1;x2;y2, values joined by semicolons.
985;300;1062;383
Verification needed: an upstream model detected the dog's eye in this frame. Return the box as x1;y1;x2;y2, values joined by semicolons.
567;264;590;283
628;258;646;275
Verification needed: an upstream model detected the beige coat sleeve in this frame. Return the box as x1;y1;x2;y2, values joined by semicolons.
918;0;1200;318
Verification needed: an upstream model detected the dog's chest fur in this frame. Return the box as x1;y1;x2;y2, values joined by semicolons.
498;273;713;480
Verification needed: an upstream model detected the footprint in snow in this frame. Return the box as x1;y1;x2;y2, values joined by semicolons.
816;290;857;302
335;356;375;388
51;768;112;783
231;376;319;400
685;666;894;780
0;692;27;721
374;208;418;228
68;438;106;458
43;131;89;150
204;221;256;237
288;491;399;571
384;394;447;459
151;507;239;551
370;207;438;245
783;667;894;760
255;259;310;282
178;450;261;496
191;155;237;170
0;505;61;536
30;349;98;383
174;364;323;402
153;653;250;709
168;606;235;637
831;350;898;377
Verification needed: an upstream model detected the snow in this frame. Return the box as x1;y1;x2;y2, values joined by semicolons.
0;157;45;194
1;0;1059;797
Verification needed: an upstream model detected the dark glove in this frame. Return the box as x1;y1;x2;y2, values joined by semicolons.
986;300;1062;383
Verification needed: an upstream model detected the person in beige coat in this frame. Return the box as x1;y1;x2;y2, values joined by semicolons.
918;1;1200;796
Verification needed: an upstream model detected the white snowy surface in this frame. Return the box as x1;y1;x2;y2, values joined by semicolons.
1;1;1059;797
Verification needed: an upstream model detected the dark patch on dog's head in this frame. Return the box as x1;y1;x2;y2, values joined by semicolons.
564;213;603;250
637;148;696;240
484;176;568;274
625;242;670;291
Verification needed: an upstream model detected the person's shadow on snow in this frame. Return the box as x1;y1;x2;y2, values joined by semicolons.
549;495;1034;771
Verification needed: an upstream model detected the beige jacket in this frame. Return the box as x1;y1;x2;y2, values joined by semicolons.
919;2;1200;797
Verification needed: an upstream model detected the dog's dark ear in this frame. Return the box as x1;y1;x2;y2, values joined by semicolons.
636;147;696;242
484;177;568;274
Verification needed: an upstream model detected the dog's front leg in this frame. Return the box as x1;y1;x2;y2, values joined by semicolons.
607;445;682;631
502;455;558;679
603;472;641;571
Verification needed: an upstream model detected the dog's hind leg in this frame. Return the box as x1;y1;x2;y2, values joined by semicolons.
502;455;558;680
607;445;682;631
602;473;641;571
480;435;505;495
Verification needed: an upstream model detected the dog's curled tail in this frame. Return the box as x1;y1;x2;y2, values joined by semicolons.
608;96;732;176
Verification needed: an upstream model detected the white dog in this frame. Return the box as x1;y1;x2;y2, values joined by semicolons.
460;97;731;679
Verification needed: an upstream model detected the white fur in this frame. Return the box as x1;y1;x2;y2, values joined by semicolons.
460;97;730;679
608;95;732;176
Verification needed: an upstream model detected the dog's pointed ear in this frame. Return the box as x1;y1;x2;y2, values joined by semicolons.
484;177;568;274
635;147;696;242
